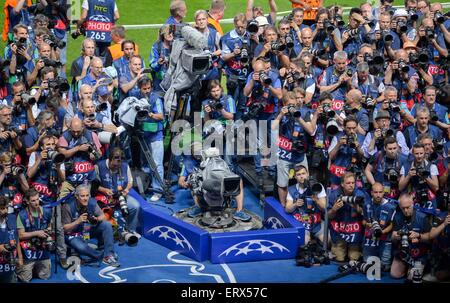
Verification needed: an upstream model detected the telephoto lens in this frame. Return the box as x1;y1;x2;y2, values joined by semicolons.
119;195;129;217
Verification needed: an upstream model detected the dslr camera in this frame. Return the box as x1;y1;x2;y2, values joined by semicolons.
207;100;224;111
71;20;87;39
259;72;272;85
113;192;129;217
340;195;364;206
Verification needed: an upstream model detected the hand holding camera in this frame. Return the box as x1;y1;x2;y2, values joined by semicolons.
77;213;89;224
295;198;305;207
332;199;344;211
77;143;91;153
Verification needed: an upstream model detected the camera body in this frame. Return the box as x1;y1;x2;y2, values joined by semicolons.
425;27;435;40
389;101;401;112
48;77;70;91
207;100;224;111
43;34;66;49
384;167;399;183
397;20;408;33
246;19;259;35
71;20;87;39
286;104;301;118
346;28;360;38
240;42;250;64
270;41;286;52
259;72;272;85
397;59;410;73
346;135;356;149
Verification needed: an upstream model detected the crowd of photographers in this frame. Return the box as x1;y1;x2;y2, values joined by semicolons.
0;0;449;283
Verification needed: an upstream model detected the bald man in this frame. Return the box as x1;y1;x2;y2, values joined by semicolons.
79;56;117;102
390;193;433;281
362;182;397;272
57;117;102;199
344;88;369;135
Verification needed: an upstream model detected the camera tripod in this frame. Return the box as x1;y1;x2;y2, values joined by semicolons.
122;127;174;203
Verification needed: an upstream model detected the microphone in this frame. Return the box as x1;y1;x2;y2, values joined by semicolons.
181;25;208;50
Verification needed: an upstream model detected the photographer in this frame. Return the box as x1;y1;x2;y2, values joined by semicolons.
272;90;314;206
278;18;300;59
6;24;36;85
285;165;326;244
29;66;57;114
252;25;290;69
342;88;370;136
399;142;439;209
202;80;235;124
362;110;409;159
384;49;419;104
243;58;282;176
280;54;316;104
138;77;165;202
404;106;443;148
77;99;117;134
16;189;53;282
94;148;141;236
319;51;352;103
0;196;21;283
70;38;95;85
412;18;448;59
364;136;409;199
57;117;102;199
417;133;448;188
372;85;415;131
9;81;35;134
351;62;385;105
0;152;29;212
119;55;146;101
79;0;120;59
307;92;333;183
149;25;173;93
311;8;343;58
390;193;433;281
3;0;39;42
80;57;117;103
221;14;254;120
328;116;365;187
327;172;370;262
362;183;397;271
26;41;58;88
27;134;67;268
0;104;23;154
23;110;56;156
373;12;401;52
62;184;119;267
411;86;449;131
341;8;373;60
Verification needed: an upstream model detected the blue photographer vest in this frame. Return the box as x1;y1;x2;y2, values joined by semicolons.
65;197;98;239
362;198;398;255
323;66;348;101
29;160;55;203
62;130;96;184
0;214;18;275
277;115;307;163
393;209;431;260
401;160;436;210
328;188;367;244
287;185;321;233
372;153;407;199
201;28;220;81
85;0;115;43
18;207;52;261
329;132;365;186
221;31;252;79
97;160;128;192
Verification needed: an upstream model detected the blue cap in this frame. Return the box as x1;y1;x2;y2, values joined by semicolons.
97;85;110;96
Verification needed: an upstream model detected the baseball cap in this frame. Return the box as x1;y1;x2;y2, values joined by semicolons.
393;8;408;19
255;16;269;26
97;85;110;96
375;110;391;120
403;41;417;49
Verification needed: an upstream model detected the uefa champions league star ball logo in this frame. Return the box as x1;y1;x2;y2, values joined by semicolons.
265;217;285;229
219;240;290;257
89;15;111;23
147;226;195;253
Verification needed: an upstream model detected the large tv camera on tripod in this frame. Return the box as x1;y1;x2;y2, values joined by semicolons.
115;97;174;203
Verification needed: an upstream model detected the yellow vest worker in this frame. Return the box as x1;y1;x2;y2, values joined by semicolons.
108;42;140;61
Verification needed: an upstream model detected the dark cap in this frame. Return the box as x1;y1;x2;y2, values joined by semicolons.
375;110;390;120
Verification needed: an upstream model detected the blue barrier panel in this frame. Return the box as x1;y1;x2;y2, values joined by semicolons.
210;228;299;264
264;197;305;247
133;190;210;262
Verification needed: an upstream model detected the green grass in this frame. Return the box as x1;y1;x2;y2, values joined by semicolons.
1;0;449;75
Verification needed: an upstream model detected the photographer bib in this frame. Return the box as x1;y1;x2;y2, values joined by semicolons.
18;207;52;261
85;0;115;43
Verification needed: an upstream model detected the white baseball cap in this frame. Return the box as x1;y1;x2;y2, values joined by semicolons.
255;16;269;26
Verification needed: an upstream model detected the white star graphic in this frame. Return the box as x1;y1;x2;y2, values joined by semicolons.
158;231;170;240
256;245;274;254
235;246;252;256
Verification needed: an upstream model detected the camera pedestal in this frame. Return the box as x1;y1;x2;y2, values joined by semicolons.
174;206;263;233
